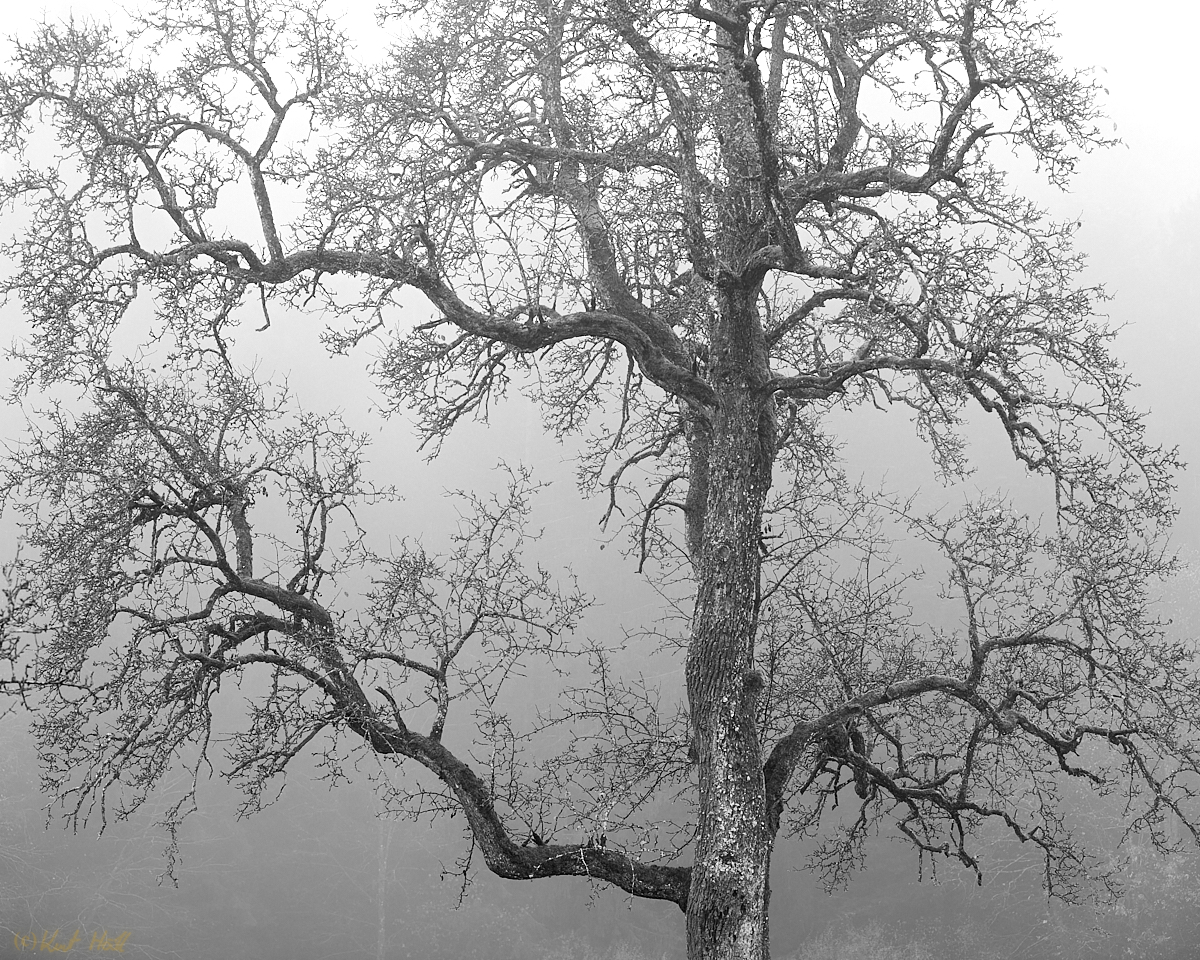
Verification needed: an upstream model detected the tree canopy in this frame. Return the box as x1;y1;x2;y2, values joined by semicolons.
0;1;1195;958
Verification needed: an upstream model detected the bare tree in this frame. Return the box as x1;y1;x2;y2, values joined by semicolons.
0;1;1196;958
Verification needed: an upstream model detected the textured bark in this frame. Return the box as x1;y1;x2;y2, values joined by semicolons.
680;4;784;949
685;285;777;960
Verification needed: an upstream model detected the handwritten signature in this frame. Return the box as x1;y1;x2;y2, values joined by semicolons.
12;930;132;953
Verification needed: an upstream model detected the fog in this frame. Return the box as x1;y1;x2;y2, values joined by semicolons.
2;1;1199;958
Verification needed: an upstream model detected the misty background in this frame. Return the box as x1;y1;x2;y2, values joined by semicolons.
1;1;1198;958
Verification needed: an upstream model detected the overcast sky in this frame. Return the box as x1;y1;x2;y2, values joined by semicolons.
1;2;1197;957
8;0;1194;510
5;0;1196;511
1041;1;1200;543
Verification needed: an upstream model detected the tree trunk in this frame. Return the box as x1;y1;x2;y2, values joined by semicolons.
685;287;777;960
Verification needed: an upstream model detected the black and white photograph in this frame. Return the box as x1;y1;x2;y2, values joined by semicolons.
1;1;1198;957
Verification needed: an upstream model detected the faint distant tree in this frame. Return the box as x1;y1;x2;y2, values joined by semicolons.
1;1;1196;958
